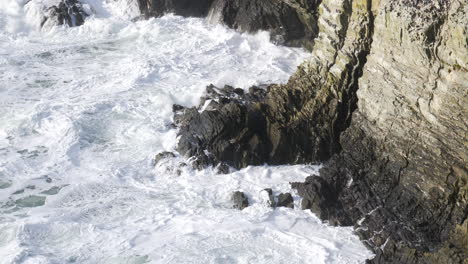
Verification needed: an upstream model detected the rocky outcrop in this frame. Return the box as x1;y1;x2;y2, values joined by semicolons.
138;0;214;18
171;0;467;263
276;193;294;208
138;0;321;49
41;0;89;28
175;0;373;168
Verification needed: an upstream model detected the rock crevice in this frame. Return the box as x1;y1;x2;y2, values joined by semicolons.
170;0;467;263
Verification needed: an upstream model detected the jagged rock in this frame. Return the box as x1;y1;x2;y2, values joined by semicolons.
138;0;214;18
169;0;467;262
138;0;320;49
215;162;230;174
291;176;347;225
41;0;89;28
276;193;294;209
154;151;176;165
175;0;373;168
208;0;319;48
231;191;249;210
291;0;467;262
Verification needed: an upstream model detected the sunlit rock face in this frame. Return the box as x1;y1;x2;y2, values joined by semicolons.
170;0;467;263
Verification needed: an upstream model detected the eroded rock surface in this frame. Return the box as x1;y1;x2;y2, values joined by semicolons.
172;0;467;263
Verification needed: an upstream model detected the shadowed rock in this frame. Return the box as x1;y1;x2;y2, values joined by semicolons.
170;0;467;263
138;0;321;49
154;151;177;165
231;191;249;210
276;193;294;208
41;0;89;28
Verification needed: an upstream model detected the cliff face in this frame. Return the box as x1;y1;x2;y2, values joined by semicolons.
156;0;468;263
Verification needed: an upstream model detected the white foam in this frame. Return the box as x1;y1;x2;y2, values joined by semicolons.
0;1;372;263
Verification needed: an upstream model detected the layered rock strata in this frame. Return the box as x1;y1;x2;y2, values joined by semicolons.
172;0;467;263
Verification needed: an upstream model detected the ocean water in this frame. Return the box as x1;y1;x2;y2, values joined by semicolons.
0;0;373;263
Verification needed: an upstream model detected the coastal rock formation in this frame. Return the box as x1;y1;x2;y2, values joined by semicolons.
175;0;373;168
138;0;214;18
276;193;294;208
138;0;320;48
41;0;89;28
171;0;467;263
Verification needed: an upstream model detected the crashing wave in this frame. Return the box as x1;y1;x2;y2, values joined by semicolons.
40;0;89;28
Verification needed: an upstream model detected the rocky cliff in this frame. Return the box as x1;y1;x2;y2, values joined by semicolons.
164;0;467;263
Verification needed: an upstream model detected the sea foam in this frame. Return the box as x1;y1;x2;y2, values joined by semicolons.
0;1;373;263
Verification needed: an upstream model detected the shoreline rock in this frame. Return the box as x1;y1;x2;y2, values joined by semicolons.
41;0;89;28
137;0;321;50
169;0;467;263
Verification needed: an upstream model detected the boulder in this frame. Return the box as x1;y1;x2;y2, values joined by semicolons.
231;191;249;210
276;193;294;209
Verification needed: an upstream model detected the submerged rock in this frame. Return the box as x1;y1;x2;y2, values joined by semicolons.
231;191;249;210
0;180;12;189
41;186;62;195
15;195;46;208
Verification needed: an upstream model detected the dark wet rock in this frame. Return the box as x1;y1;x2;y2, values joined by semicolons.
41;0;89;28
231;191;249;210
15;195;46;208
138;0;214;18
208;0;320;48
138;0;320;49
216;162;230;174
172;104;185;112
154;151;176;165
26;185;36;190
291;176;348;225
167;0;466;263
276;193;294;209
